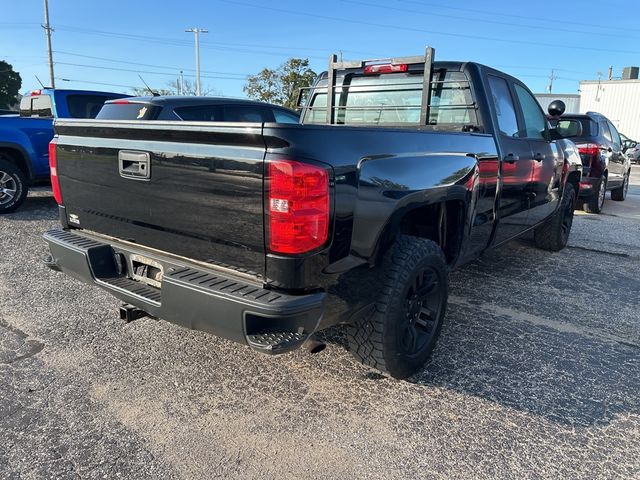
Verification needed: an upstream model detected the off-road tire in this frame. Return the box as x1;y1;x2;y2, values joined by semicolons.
611;172;629;201
534;183;576;251
347;235;448;379
0;158;28;214
583;175;606;214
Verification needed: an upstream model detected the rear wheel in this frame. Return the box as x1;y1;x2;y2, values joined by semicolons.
583;175;606;214
347;236;448;379
534;183;576;251
611;172;629;201
0;158;28;214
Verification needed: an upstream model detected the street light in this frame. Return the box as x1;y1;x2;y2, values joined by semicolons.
185;27;208;96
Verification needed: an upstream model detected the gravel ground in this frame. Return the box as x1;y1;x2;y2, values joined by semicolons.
1;171;639;479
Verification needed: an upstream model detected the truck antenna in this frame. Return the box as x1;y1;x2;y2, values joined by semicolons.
34;75;46;89
138;74;160;97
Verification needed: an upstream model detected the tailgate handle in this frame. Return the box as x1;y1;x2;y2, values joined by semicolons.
119;151;150;180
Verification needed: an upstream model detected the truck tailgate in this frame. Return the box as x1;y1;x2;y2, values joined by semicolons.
54;120;266;276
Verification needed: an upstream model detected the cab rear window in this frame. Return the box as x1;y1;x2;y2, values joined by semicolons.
303;69;477;129
96;103;160;120
19;95;53;118
66;95;119;119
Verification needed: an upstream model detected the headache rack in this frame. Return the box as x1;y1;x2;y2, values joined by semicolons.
298;47;480;131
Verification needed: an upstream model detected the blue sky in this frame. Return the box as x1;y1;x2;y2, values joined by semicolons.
2;0;639;98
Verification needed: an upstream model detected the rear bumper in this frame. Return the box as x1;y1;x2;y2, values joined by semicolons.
578;175;601;197
43;229;326;354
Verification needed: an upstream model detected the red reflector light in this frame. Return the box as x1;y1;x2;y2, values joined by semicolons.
48;138;62;205
267;160;330;255
579;182;593;189
29;89;42;96
110;100;131;104
577;143;600;156
363;64;408;75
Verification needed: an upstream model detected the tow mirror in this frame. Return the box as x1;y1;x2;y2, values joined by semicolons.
547;100;566;117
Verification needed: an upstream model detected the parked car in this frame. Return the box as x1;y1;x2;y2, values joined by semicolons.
625;142;640;164
551;112;631;213
43;50;582;379
96;96;300;123
0;89;129;213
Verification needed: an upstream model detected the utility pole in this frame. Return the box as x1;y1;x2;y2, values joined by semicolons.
546;69;557;93
185;28;208;95
180;70;185;95
608;65;613;80
43;0;55;88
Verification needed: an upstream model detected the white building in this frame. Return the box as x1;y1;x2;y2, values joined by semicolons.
535;93;580;114
579;78;640;141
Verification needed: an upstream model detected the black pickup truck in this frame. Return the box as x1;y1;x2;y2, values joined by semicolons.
43;49;582;378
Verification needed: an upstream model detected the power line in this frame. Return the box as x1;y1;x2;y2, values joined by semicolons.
54;51;249;76
340;0;640;41
216;0;640;56
396;0;606;30
55;77;137;89
54;61;246;81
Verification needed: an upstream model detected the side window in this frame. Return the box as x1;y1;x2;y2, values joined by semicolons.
487;75;519;137
600;120;612;142
273;109;299;124
607;121;621;148
223;105;268;122
174;106;223;121
513;84;546;139
428;71;476;127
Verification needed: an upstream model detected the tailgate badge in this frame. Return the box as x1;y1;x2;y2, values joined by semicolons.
137;106;148;119
68;213;80;225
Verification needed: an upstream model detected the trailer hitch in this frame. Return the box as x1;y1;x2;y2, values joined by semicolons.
119;304;148;323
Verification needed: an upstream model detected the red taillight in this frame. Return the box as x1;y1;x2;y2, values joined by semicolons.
363;64;408;75
577;143;600;156
29;89;42;96
267;160;330;255
48;138;62;205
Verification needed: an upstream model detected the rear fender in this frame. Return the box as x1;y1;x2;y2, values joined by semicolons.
351;152;477;263
0;141;35;181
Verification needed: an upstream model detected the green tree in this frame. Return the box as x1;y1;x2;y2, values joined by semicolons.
244;58;316;109
0;60;22;109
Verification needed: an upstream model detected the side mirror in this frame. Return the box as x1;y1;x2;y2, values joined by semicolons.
546;127;564;141
547;100;566;118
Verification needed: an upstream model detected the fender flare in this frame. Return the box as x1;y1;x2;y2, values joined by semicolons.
0;141;35;181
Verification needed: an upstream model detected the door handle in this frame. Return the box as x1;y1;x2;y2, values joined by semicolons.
119;151;150;180
504;153;519;164
533;153;545;162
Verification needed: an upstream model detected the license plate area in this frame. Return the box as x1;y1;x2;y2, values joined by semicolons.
129;254;163;289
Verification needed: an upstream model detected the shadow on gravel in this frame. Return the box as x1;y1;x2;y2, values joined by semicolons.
6;195;58;221
316;241;640;429
406;243;640;429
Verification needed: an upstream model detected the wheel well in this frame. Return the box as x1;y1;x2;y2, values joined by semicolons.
398;200;465;265
0;147;30;180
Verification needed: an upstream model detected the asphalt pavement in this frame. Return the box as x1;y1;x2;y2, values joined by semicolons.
1;171;638;479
